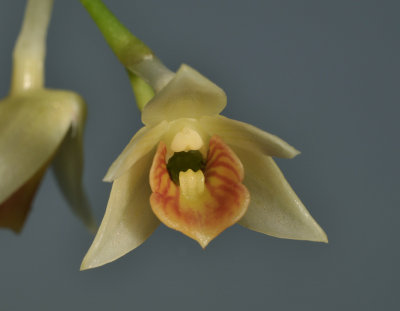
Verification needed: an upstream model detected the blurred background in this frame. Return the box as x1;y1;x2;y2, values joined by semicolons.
0;0;399;310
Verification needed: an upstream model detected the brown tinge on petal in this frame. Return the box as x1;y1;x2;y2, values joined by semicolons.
0;167;47;233
150;135;250;248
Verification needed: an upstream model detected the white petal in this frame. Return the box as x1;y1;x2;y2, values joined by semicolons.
201;115;300;159
141;64;226;125
0;90;82;203
234;147;327;242
51;97;96;233
81;151;159;270
103;121;168;182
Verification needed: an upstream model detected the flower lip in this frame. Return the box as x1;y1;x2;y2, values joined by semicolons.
150;136;250;248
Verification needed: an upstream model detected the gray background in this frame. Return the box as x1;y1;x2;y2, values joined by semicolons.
0;0;399;310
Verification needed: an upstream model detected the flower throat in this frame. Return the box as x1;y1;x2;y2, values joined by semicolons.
166;150;205;185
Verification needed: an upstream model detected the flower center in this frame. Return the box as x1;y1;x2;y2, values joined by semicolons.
166;150;204;185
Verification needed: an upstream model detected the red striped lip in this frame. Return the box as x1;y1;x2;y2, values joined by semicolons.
149;135;250;247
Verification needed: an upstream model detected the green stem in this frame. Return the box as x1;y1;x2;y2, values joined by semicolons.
127;71;154;111
10;0;54;95
79;0;153;67
80;0;174;96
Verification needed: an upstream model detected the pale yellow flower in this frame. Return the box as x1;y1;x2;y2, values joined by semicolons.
81;65;327;270
0;0;95;232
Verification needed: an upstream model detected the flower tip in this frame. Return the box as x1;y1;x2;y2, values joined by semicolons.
292;148;301;158
197;237;212;249
79;263;88;271
305;226;328;243
283;144;301;159
308;223;328;243
79;245;131;271
80;252;102;271
181;229;215;249
319;231;328;244
103;156;130;182
102;174;113;183
79;260;94;271
102;177;109;183
80;261;94;271
103;165;117;182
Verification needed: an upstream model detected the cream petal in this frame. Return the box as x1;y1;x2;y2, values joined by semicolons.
0;90;83;204
51;97;96;233
200;115;300;159
233;147;327;242
81;151;159;270
141;64;227;126
103;121;168;182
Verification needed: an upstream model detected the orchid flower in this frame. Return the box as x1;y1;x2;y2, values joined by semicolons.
80;0;327;270
0;0;95;233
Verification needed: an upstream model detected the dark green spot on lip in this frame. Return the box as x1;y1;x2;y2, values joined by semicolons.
166;150;205;185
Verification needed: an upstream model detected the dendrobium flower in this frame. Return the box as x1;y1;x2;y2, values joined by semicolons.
81;64;327;270
79;0;327;269
0;0;95;232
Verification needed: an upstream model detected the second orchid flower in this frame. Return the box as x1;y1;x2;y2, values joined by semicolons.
0;0;95;233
